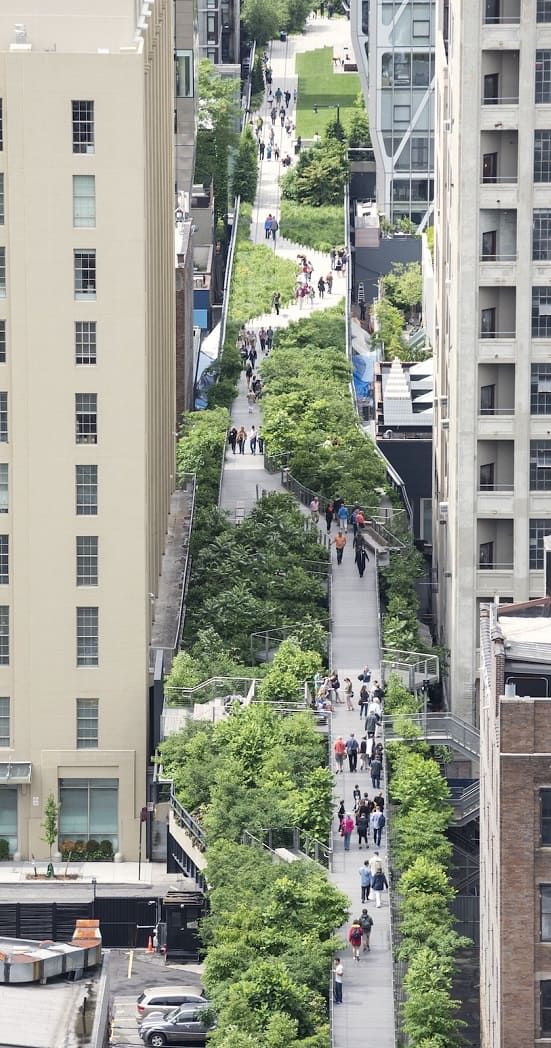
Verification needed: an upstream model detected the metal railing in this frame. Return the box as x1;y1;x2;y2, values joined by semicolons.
217;195;241;362
383;712;480;757
479;252;517;262
250;620;330;663
478;406;515;415
242;825;331;868
173;472;197;657
170;786;206;848
164;675;257;706
481;95;519;104
483;14;520;24
449;781;480;823
372;443;414;531
478;561;514;571
477;482;514;491
480;175;517;185
381;648;440;687
479;329;516;338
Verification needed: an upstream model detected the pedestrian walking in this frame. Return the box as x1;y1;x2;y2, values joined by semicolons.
317;276;326;299
337;799;345;829
270;106;277;125
275;86;282;105
333;735;346;774
284;89;291;108
280;105;286;126
325;500;334;533
355;542;368;578
264;213;273;239
359;909;373;951
271;217;279;244
326;271;333;293
365;710;379;741
370;866;389;908
359;735;369;771
249;426;257;455
371;680;385;702
310;496;320;523
356;810;368;849
259;140;265;159
348;919;363;962
373;790;384;812
266;143;272;160
370;756;382;790
236;426;247;454
333;958;344;1003
353;784;362;809
346;733;359;773
247;388;256;413
228;426;237;454
359;683;370;720
271;291;281;315
344;677;354;711
341;812;354;851
337;502;349;531
258;428;264;454
359;859;372;902
358;664;371;684
266;326;274;351
330;247;336;270
333;530;347;564
371;805;386;846
329;670;342;704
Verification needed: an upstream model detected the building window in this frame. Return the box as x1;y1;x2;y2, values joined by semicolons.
73;175;96;228
76;536;98;586
534;210;551;260
75;322;96;365
0;787;16;855
542;790;551;843
530;521;551;569
413;18;430;37
0;173;4;226
536;52;551;104
0;464;7;515
0;393;7;443
0;250;5;301
0;101;3;151
541;981;551;1036
76;464;98;515
0;321;6;364
535;131;551;182
72;101;94;154
0;696;8;745
76;699;99;749
542;886;551;940
76;606;98;666
75;393;97;444
74;251;96;299
538;0;551;21
532;365;551;414
533;287;551;337
531;441;551;490
0;536;9;584
59;778;118;850
175;50;194;97
0;607;8;662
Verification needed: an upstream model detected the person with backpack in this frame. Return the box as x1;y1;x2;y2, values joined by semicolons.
337;799;345;829
348;918;363;962
329;670;341;704
359;735;369;772
228;426;237;454
370;755;383;790
356;809;369;849
359;909;373;951
371;805;386;846
341;811;355;851
346;733;359;772
271;217;279;244
358;859;372;902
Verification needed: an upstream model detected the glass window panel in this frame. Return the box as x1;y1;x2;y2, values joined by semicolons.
76;606;98;666
76;465;98;515
534;210;551;260
0;787;17;855
0;697;9;745
75;393;97;444
538;0;551;23
533;287;551;337
535;131;551;183
536;51;551;104
76;536;98;586
542;980;551;1036
0;609;9;666
74;251;96;299
75;321;96;365
175;51;194;98
72;101;94;154
76;698;98;749
73;175;95;228
530;521;551;569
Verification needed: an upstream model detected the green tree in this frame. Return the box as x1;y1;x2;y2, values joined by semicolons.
347;105;371;158
232;126;259;204
282;142;349;206
383;262;423;314
372;298;406;359
195;60;239;220
323;116;346;143
41;792;60;858
403;948;466;1047
241;0;282;44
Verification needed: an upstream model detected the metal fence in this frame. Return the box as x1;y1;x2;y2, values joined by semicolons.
242;825;332;868
384;712;480;758
380;648;440;690
170;786;206;848
249;619;330;663
217;195;241;363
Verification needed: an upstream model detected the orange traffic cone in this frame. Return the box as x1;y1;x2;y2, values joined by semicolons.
146;935;154;954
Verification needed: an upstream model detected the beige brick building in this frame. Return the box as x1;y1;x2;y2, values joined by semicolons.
0;1;176;860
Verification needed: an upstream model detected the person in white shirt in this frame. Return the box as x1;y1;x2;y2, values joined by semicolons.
333;958;344;1003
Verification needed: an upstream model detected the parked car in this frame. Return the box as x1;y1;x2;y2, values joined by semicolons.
139;1004;213;1046
136;986;207;1022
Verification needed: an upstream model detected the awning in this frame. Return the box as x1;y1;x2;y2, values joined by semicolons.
0;761;32;783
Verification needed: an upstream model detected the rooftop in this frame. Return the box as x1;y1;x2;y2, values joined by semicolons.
375;357;433;435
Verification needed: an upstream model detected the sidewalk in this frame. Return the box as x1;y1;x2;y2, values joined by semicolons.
220;20;395;1048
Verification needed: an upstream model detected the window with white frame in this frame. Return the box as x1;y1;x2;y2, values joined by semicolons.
73;175;95;228
0;697;9;746
76;464;97;515
0;321;6;365
0;464;8;514
530;519;551;569
76;536;98;586
534;210;551;260
76;698;99;748
75;393;97;444
76;606;98;666
75;322;96;365
536;51;551;104
0;173;4;226
532;365;551;414
538;0;551;22
532;287;551;337
0;607;9;666
0;535;8;584
0;247;6;298
0;393;7;442
531;441;551;490
74;250;96;299
535;131;551;183
72;101;94;154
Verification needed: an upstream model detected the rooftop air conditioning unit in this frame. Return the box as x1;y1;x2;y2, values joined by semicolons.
439;501;449;523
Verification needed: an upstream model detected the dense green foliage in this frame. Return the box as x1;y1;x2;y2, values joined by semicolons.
242;0;310;43
195;60;239;220
279;201;344;252
261;306;387;507
231;126;259;204
281;139;349;206
203;841;348;1048
176;407;229;512
207;204;296;410
383;262;423;314
372;262;428;362
379;525;425;650
347;97;372;158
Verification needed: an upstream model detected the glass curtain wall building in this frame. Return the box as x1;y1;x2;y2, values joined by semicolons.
351;0;435;229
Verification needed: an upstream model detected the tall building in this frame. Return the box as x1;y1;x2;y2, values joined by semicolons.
480;595;551;1048
0;1;175;860
351;0;435;229
432;0;551;722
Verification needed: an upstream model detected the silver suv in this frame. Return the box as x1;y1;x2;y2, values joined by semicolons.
136;986;207;1023
139;1004;213;1046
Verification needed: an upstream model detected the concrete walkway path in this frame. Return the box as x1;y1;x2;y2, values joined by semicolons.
219;19;395;1048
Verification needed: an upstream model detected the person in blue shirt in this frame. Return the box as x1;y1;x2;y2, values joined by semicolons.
337;503;349;532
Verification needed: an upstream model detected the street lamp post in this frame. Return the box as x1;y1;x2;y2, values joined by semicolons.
312;103;341;128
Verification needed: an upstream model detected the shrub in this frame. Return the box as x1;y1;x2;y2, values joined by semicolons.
281;141;349;207
0;837;10;860
279;202;344;253
231;126;259;204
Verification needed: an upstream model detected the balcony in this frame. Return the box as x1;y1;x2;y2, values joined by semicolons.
477;519;514;582
479;286;516;341
483;0;520;24
481;51;519;115
477;363;515;435
477;439;514;511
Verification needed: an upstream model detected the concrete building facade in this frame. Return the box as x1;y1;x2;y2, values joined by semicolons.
0;1;176;860
432;0;551;722
351;0;435;228
480;596;551;1048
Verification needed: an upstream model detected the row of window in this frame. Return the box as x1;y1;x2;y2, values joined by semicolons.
0;322;94;366
0;249;95;299
0;696;98;748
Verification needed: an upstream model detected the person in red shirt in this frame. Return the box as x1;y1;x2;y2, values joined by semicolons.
333;735;346;773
